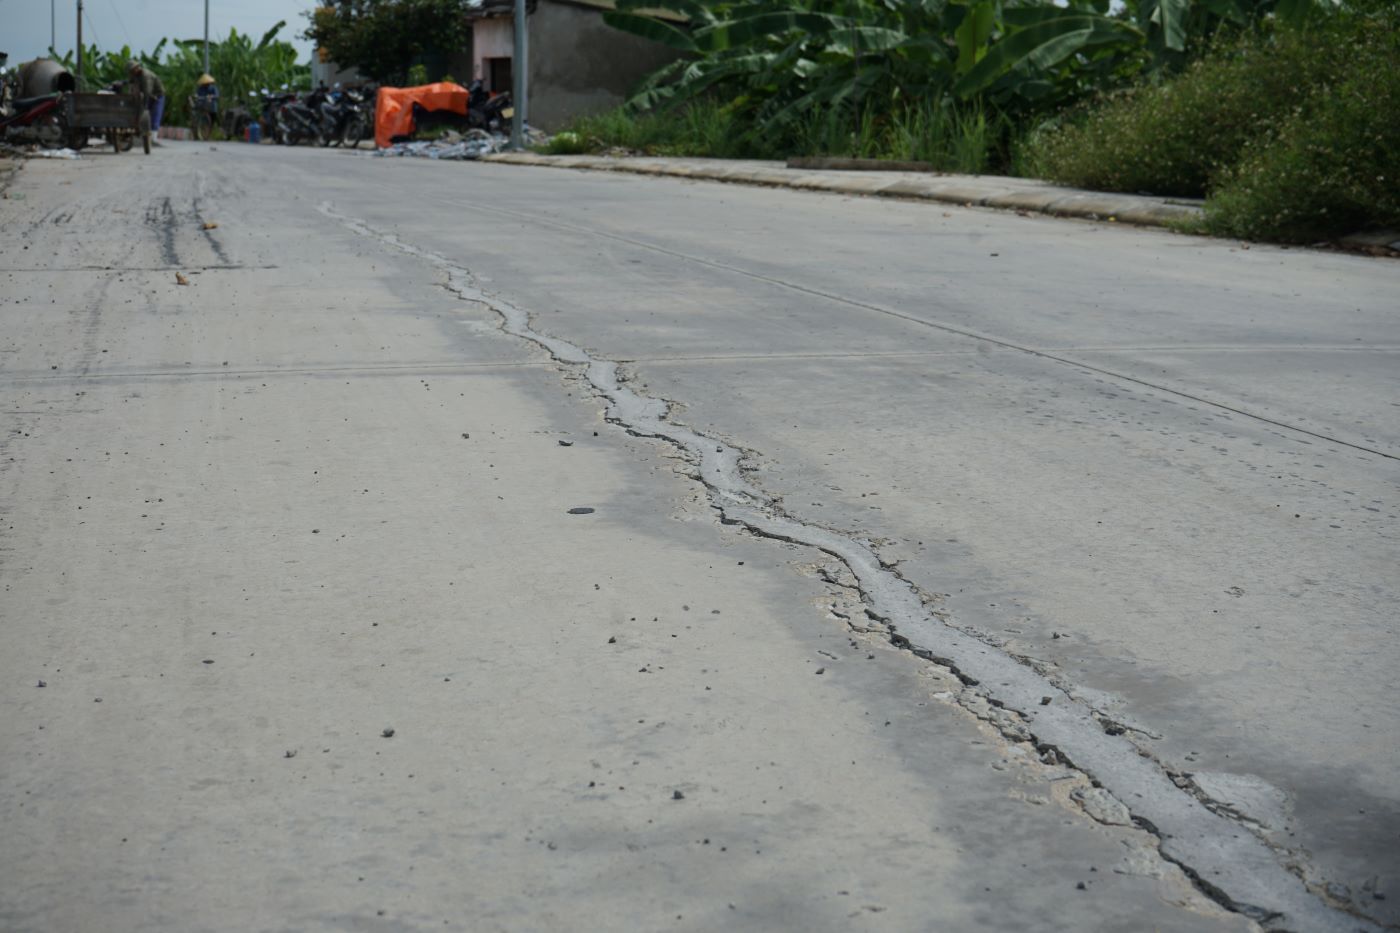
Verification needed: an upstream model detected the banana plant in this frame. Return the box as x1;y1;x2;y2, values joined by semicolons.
605;0;1146;127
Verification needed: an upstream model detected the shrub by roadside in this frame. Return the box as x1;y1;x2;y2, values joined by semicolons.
1018;27;1340;198
539;98;1005;175
538;101;757;158
1201;16;1400;242
1021;7;1399;241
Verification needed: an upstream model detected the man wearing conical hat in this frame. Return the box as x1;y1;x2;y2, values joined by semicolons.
194;72;220;124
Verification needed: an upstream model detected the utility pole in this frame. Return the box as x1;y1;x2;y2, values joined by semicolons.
510;0;527;150
51;0;56;52
75;0;83;89
203;0;210;74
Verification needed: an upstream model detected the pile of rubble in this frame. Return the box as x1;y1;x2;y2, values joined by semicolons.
373;127;548;161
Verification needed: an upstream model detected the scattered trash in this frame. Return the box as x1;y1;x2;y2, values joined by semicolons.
567;507;595;515
28;147;81;160
372;126;547;161
381;726;395;738
672;790;685;800
374;129;505;161
175;273;190;286
202;221;219;230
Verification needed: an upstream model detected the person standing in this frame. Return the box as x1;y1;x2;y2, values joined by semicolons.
127;60;165;142
195;73;219;115
193;73;219;138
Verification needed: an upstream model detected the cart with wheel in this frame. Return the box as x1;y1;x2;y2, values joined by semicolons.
64;91;152;154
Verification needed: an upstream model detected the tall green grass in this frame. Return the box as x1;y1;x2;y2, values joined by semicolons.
541;98;1006;174
1018;7;1400;240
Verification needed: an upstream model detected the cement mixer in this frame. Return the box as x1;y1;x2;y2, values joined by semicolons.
16;59;78;98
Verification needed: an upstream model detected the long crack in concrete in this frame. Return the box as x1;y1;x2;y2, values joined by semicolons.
318;202;1379;933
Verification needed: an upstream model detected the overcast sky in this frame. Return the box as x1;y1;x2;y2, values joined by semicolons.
3;0;317;65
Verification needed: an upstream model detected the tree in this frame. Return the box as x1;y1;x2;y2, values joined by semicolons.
303;0;473;85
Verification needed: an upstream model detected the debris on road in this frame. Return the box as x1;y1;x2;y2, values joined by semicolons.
175;273;189;286
373;127;549;161
0;145;81;160
374;130;505;161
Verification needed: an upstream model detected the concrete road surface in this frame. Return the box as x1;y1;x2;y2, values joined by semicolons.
1;142;1395;933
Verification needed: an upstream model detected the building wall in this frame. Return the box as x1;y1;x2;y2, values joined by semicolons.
526;0;683;130
472;18;516;91
312;58;365;89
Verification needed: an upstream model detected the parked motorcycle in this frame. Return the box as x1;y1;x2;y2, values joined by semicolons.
253;88;295;142
0;91;64;143
0;58;74;147
278;86;325;146
466;80;513;134
312;83;370;148
221;100;253;140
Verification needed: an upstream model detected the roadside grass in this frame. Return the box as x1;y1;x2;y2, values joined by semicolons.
1020;7;1400;241
538;100;760;157
539;5;1398;245
540;98;1007;174
1199;14;1400;241
1017;27;1342;199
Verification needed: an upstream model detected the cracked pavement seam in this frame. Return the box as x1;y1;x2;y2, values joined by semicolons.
315;201;1380;933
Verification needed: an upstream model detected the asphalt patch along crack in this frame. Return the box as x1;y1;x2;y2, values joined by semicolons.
317;201;1379;933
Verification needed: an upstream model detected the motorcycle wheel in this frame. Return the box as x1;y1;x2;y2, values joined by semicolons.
342;117;364;149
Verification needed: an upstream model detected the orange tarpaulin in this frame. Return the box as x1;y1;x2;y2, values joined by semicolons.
374;82;470;149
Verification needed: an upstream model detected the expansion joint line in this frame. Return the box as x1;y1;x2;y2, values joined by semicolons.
458;199;1397;464
315;201;1380;933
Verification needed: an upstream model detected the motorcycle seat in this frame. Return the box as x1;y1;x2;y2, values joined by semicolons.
12;93;59;111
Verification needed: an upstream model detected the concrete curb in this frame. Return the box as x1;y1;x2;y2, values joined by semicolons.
480;152;1204;228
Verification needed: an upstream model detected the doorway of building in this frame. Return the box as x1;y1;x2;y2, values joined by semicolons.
487;57;512;93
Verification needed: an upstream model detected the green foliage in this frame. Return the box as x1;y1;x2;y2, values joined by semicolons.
1021;4;1399;241
540;101;754;158
542;97;1002;174
607;0;1149;134
303;0;473;85
1019;27;1339;197
1019;6;1388;200
49;23;309;130
599;0;1348;176
1202;9;1400;240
